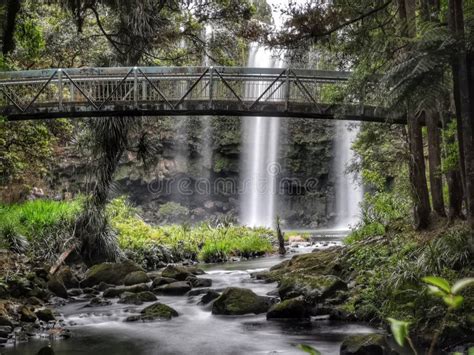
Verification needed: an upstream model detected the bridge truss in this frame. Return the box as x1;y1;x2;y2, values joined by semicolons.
0;66;404;123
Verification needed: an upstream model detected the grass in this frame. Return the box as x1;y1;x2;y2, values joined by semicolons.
0;198;82;240
0;196;275;263
107;196;274;263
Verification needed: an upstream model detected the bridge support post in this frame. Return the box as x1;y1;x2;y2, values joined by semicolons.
58;69;63;110
133;67;138;109
285;68;290;111
209;66;214;109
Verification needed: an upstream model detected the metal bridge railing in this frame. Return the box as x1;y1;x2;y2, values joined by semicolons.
0;66;352;117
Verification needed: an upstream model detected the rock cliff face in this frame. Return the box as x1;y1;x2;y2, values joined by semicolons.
51;116;336;228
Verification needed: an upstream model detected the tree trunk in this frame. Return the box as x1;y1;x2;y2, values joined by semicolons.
400;0;432;228
448;0;474;237
408;112;432;229
2;0;21;55
441;114;464;220
426;112;446;217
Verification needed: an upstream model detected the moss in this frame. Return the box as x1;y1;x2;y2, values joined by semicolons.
141;302;179;320
81;260;143;287
212;287;271;315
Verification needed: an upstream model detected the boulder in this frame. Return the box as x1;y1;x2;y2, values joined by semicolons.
118;291;157;305
0;316;13;327
199;290;220;305
151;277;176;288
102;283;149;298
154;281;192;295
37;345;55;355
56;267;80;289
47;277;68;299
278;274;347;303
95;282;114;292
87;297;112;307
125;302;178;321
123;271;150;286
161;265;193;281
266;297;310;320
0;325;12;338
340;334;390;355
19;305;37;322
35;308;55;322
186;276;212;288
81;260;143;287
26;297;43;306
212;287;273;315
67;288;83;297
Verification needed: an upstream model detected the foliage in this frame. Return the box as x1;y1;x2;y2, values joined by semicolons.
0;198;82;260
158;202;189;223
108;197;274;264
295;344;321;355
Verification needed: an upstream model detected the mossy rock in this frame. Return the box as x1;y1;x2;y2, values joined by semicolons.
56;266;80;289
199;290;220;305
126;302;179;321
118;291;157;305
151;277;177;288
47;276;68;299
161;265;196;281
266;297;310;320
123;271;150;286
340;334;390;355
154;281;192;295
212;287;274;315
81;260;143;287
186;276;212;288
102;283;149;298
278;274;347;303
35;308;55;322
37;346;55;355
19;305;37;322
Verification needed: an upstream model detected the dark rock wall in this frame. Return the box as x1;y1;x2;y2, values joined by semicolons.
50;116;336;228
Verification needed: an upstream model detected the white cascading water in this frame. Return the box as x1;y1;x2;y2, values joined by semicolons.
240;44;283;228
333;121;364;229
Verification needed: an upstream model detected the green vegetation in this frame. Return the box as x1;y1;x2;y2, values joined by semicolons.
108;197;274;264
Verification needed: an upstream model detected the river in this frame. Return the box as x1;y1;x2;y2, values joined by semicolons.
4;240;377;355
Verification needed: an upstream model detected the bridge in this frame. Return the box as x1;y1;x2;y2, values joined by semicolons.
0;66;404;123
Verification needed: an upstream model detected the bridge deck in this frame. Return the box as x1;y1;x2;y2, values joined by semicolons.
0;66;404;123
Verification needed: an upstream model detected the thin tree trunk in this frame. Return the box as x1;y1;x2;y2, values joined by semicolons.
449;0;474;238
426;112;446;217
408;112;432;228
2;0;21;55
441;114;464;220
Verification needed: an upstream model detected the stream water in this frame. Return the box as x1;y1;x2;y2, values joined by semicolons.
4;240;378;355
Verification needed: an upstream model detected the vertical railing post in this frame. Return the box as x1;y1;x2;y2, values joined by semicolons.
58;69;63;110
133;66;138;108
209;66;214;109
285;68;290;111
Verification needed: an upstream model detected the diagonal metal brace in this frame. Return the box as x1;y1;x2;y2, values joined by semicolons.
24;70;58;112
0;85;25;112
62;71;99;110
98;68;134;109
290;69;322;113
138;69;173;109
174;69;209;108
214;69;244;105
248;69;287;110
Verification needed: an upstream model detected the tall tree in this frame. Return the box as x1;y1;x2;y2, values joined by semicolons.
399;0;432;228
1;0;21;54
448;0;474;237
426;112;446;217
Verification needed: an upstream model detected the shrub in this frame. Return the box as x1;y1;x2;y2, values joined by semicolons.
158;202;189;223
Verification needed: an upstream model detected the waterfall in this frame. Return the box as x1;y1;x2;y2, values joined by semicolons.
333;121;364;229
240;44;283;228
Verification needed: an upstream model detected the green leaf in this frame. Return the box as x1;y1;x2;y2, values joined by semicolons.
442;294;464;309
422;276;451;293
468;347;474;355
387;318;410;347
451;278;474;295
296;344;321;355
427;285;448;297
